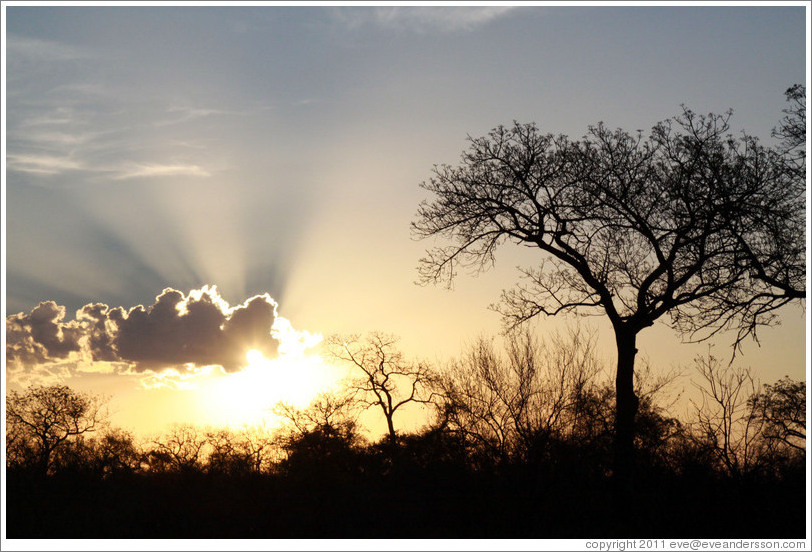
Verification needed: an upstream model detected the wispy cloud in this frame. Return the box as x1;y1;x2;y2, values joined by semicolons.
6;34;91;64
154;105;240;127
6;35;229;183
8;89;220;182
111;162;211;180
6;153;85;175
333;6;518;33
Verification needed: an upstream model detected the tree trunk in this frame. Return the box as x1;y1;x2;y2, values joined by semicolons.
37;444;52;479
385;415;397;446
614;328;640;486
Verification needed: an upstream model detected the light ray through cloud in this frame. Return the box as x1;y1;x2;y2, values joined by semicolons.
4;5;806;437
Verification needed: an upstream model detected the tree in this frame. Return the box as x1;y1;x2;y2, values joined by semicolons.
149;423;209;472
6;384;107;477
750;376;805;454
274;391;360;439
435;325;603;464
412;96;803;480
324;332;437;448
92;428;144;475
773;84;805;177
274;392;366;480
689;352;764;477
711;85;806;345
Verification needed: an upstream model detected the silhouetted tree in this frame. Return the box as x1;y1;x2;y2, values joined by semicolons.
6;384;107;477
750;376;805;454
689;352;765;477
203;425;277;476
773;84;806;178
6;415;37;470
325;333;437;448
272;393;365;480
206;427;254;476
235;424;278;473
274;391;360;438
412;94;804;480
710;85;806;345
51;427;144;476
149;423;208;472
93;428;143;475
436;325;604;464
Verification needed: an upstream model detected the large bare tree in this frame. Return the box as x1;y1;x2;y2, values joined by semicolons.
412;92;804;481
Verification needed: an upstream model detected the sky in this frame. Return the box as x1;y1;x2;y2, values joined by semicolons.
2;3;809;438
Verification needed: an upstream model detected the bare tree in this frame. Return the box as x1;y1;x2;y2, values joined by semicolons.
235;424;279;473
773;84;806;176
412;97;803;479
205;427;249;475
92;428;144;475
709;86;806;347
436;325;604;463
149;423;209;472
273;391;360;438
324;332;437;447
750;376;805;453
689;351;764;477
6;384;108;477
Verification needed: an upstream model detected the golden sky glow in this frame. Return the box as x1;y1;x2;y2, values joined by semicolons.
198;349;348;428
4;5;808;440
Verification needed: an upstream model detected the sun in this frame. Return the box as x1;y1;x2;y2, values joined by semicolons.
199;348;347;428
246;349;265;367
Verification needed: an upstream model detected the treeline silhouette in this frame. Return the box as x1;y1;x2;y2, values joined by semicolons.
6;328;806;538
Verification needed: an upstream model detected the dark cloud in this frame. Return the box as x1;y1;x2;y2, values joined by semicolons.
6;287;282;373
77;303;118;362
6;301;82;368
6;312;50;367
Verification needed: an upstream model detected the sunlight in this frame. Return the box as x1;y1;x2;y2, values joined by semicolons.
199;348;347;428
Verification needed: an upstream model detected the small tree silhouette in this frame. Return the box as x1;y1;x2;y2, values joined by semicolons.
324;332;438;449
750;376;805;454
150;423;209;472
6;384;108;477
689;352;764;477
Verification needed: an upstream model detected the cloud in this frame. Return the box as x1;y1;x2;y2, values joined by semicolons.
6;153;85;175
155;105;239;127
5;34;91;65
6;302;83;368
111;163;211;180
6;286;285;374
6;42;219;183
110;287;280;372
333;6;518;33
77;303;119;362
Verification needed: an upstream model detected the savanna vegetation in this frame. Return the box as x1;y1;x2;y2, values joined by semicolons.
5;328;806;538
5;85;806;538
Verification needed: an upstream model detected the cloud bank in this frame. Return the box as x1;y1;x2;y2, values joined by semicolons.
6;286;285;374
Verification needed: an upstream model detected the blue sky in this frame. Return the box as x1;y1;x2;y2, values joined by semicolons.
3;4;808;433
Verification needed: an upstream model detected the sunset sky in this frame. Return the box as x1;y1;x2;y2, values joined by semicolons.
3;4;808;438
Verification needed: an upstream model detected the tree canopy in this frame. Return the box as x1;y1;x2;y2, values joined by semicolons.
412;87;805;478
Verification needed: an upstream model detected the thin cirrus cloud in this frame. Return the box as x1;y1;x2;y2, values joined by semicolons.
332;6;520;33
6;34;222;184
5;152;85;175
4;34;91;65
5;286;297;376
111;162;211;180
6;153;210;181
